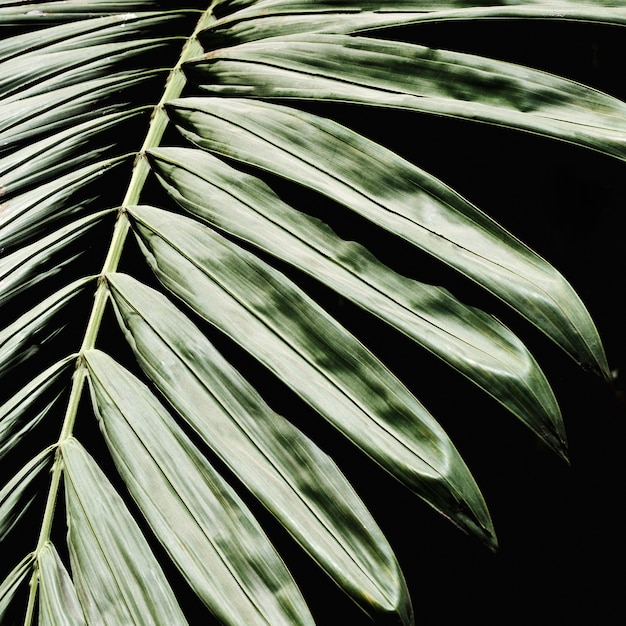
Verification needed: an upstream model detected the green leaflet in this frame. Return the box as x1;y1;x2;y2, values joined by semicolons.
149;145;566;456
0;11;194;61
38;543;86;626
84;350;315;626
0;158;128;252
0;210;113;310
0;357;75;460
166;96;610;379
0;38;182;104
0;553;35;621
0;72;163;155
204;0;626;46
107;271;413;623
186;34;626;160
0;111;145;200
186;33;626;163
0;9;192;103
0;448;54;544
128;203;496;547
61;437;189;626
0;1;165;27
0;277;93;380
212;0;626;16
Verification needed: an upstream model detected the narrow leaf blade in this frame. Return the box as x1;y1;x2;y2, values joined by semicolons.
0;357;74;460
0;447;54;543
107;271;413;623
149;145;567;457
38;542;87;626
186;34;626;162
167;97;610;379
0;277;93;380
84;350;315;626
0;210;113;309
129;204;496;547
62;437;189;626
0;553;35;622
201;2;626;46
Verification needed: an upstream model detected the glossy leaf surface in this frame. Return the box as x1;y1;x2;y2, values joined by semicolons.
168;96;609;378
149;145;566;455
85;349;315;626
107;271;412;622
204;0;626;46
129;203;496;545
0;2;620;624
62;437;189;625
186;34;626;163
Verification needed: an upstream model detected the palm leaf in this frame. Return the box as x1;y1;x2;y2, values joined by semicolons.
0;1;619;624
105;271;412;621
185;34;626;163
146;146;565;454
37;542;86;626
204;0;626;45
61;436;190;625
127;204;494;542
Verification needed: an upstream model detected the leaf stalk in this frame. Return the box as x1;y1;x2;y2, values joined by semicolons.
22;8;215;624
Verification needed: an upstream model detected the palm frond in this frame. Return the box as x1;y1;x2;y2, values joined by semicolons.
205;0;626;45
0;1;621;624
37;542;86;626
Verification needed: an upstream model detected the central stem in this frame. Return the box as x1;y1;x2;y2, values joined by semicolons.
23;7;215;625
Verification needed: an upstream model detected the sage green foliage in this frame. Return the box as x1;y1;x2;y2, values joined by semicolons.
0;1;622;624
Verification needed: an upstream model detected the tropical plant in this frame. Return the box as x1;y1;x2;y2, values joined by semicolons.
1;1;624;624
